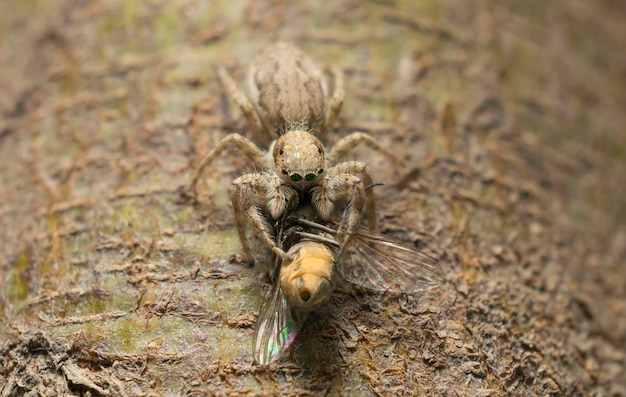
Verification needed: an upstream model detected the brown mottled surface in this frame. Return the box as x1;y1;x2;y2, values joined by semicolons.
1;1;625;396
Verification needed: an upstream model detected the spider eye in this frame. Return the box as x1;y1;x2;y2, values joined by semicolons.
318;169;324;174
279;149;284;155
281;170;288;175
290;174;303;182
305;174;316;181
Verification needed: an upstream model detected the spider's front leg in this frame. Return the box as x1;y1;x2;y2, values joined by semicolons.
230;172;293;264
311;166;369;249
313;161;376;230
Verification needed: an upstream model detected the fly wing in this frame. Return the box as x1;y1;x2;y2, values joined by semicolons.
253;278;306;365
337;227;445;293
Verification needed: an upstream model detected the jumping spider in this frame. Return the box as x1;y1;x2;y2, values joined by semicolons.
189;43;400;263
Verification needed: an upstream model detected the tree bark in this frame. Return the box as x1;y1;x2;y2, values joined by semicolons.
1;1;625;395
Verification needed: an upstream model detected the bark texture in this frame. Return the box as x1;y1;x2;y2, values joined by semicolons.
1;1;625;396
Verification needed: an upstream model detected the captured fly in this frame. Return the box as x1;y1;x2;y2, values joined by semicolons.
252;212;444;365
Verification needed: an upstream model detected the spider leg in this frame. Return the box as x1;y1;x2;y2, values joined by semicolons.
188;133;268;198
218;66;274;145
320;66;345;140
231;173;291;264
319;161;376;229
327;132;404;166
311;168;367;248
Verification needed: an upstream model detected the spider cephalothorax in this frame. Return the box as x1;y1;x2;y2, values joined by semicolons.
273;130;325;186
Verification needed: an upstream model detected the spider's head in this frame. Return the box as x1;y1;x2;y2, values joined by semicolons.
273;130;325;186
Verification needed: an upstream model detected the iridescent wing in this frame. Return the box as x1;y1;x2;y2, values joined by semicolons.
337;227;445;293
252;277;306;365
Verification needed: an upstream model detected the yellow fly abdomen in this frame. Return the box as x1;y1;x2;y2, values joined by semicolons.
279;242;335;308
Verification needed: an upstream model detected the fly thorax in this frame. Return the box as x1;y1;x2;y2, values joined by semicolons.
273;130;325;187
279;242;335;308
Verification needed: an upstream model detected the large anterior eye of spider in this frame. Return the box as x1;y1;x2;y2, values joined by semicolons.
290;174;302;182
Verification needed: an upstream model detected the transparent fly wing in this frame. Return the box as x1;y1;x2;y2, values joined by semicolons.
338;227;445;293
253;278;306;365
